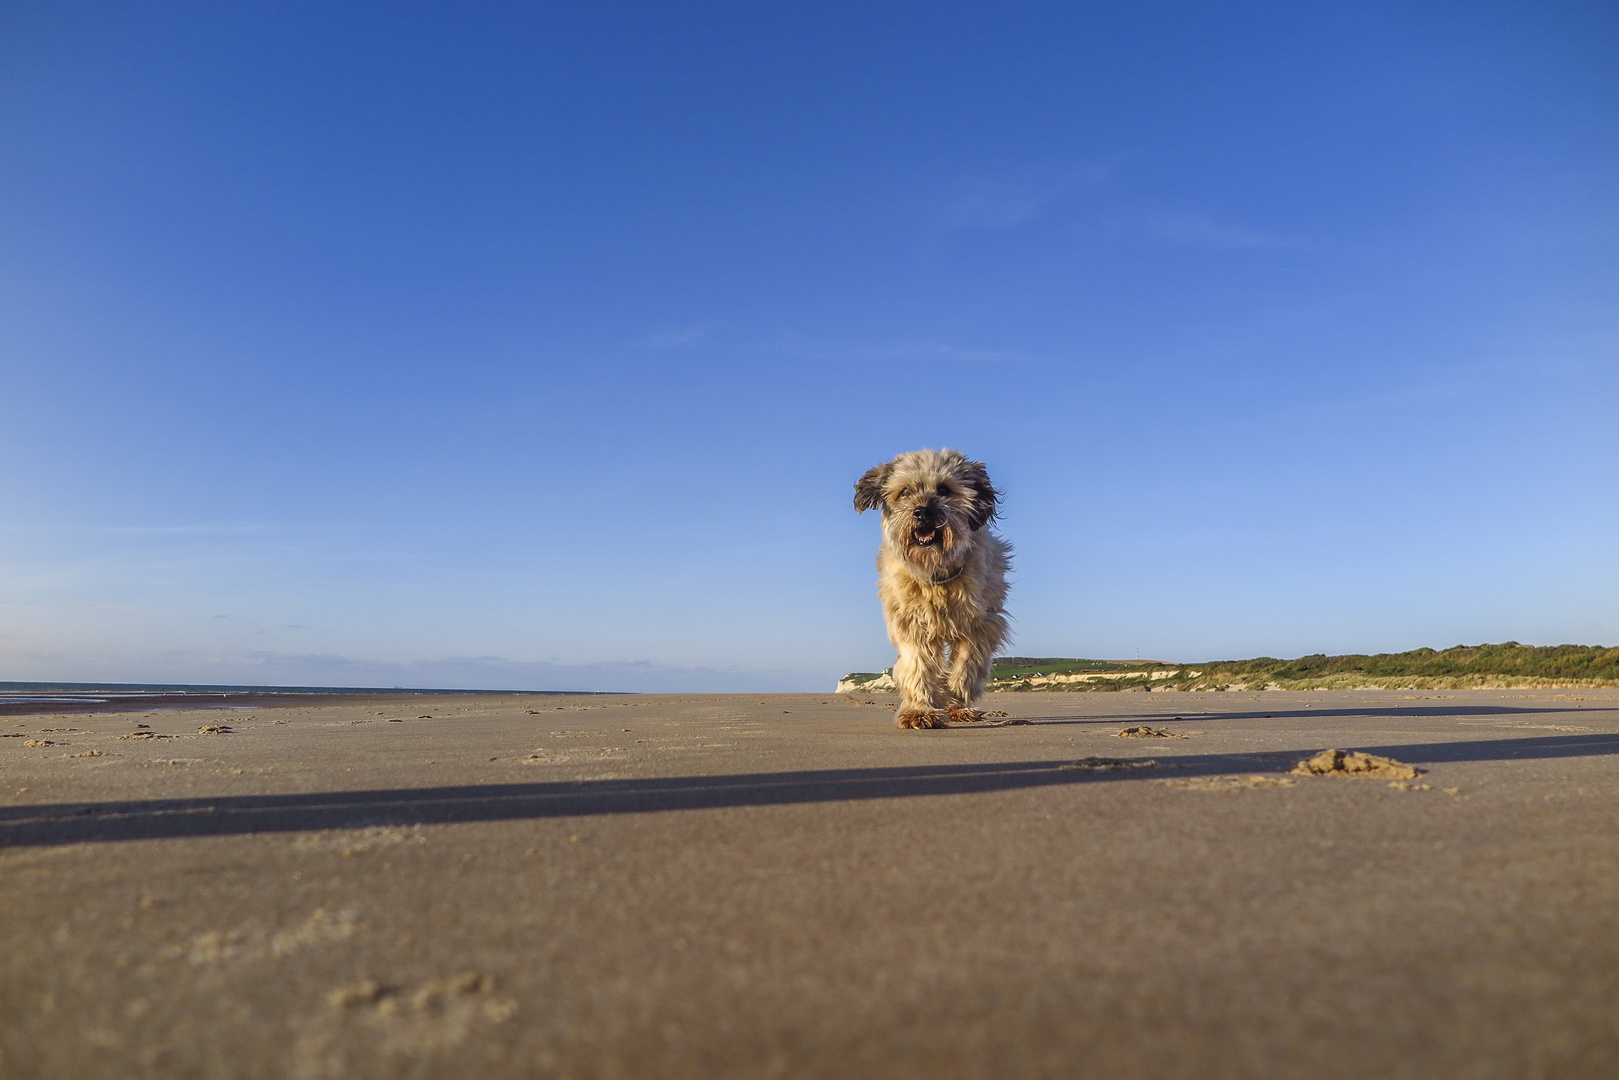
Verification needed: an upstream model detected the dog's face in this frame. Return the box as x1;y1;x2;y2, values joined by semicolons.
854;449;999;571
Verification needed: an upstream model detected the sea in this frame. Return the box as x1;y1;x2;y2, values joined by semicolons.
0;682;597;717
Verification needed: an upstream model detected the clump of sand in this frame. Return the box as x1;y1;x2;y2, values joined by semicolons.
985;714;1030;726
327;979;388;1009
1115;726;1183;739
1061;757;1159;772
325;971;513;1022
1158;775;1295;791
1292;749;1422;780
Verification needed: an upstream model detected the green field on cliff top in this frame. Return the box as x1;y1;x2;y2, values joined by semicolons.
841;643;1619;692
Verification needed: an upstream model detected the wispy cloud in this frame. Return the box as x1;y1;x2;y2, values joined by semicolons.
938;154;1132;230
769;335;1049;367
623;328;1054;368
0;522;286;536
636;325;707;349
942;175;1078;229
1150;214;1301;250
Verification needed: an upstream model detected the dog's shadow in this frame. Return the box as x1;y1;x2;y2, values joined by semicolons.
5;733;1618;849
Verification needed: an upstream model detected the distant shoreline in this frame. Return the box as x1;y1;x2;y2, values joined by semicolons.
0;682;623;718
0;681;611;696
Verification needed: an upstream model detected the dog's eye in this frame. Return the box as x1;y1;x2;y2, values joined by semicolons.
898;487;912;498
937;485;952;497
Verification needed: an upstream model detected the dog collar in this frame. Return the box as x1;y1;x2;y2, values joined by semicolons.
927;565;964;586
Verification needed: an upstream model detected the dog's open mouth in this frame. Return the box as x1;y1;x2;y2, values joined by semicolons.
911;528;939;547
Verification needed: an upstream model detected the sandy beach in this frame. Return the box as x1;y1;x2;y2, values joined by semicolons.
2;688;1617;1078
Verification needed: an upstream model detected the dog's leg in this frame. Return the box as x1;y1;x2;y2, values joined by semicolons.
893;641;947;729
943;640;984;723
944;622;1002;723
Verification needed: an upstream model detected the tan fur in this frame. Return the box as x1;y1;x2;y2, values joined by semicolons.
854;449;1011;729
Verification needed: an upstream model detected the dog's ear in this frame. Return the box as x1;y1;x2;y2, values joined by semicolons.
853;462;893;514
962;460;1000;530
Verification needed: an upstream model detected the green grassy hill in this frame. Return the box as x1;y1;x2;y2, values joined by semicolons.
840;643;1619;694
992;643;1619;691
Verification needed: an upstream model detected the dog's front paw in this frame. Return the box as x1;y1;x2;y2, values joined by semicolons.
946;706;986;724
896;708;947;730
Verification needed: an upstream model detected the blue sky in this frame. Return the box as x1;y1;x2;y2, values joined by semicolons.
2;1;1615;691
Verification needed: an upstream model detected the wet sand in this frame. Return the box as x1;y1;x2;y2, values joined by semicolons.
2;689;1617;1078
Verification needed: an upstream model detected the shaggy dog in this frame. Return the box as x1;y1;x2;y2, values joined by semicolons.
854;449;1011;729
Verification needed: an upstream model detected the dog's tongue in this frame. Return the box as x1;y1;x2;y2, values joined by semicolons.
916;530;936;542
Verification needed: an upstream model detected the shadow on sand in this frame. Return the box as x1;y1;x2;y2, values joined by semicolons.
4;733;1617;849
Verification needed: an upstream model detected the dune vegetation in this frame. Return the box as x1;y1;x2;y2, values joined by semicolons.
839;643;1619;693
